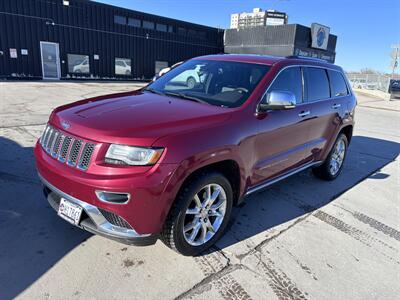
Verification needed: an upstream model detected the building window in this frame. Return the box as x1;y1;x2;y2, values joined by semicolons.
68;54;90;74
128;18;141;27
177;27;186;35
156;23;167;32
115;58;131;76
143;21;154;30
114;15;126;25
168;25;174;33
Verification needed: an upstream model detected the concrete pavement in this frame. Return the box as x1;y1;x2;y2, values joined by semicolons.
0;82;399;300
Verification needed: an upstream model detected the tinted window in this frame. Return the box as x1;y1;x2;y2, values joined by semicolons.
114;15;126;25
328;70;348;97
147;60;270;108
269;67;303;103
143;21;154;29
305;67;330;101
128;18;141;27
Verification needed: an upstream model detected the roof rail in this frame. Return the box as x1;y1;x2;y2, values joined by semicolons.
286;55;331;63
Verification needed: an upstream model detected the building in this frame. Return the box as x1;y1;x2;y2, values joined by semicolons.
230;8;288;29
224;24;337;63
0;0;224;80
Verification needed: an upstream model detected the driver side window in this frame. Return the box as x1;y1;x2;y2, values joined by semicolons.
269;67;303;104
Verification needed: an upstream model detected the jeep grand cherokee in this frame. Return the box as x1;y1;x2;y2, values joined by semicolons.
35;55;356;256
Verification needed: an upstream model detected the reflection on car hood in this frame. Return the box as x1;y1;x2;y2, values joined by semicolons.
50;91;232;145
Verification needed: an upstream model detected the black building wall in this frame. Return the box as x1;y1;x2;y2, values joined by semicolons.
0;0;224;80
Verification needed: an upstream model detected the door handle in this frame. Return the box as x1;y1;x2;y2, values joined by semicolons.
298;111;310;117
332;103;341;109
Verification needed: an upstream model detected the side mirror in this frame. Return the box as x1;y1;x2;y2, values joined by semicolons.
258;90;296;111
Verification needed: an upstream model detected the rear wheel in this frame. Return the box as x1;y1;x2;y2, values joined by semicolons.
312;133;348;180
161;172;233;256
186;77;196;89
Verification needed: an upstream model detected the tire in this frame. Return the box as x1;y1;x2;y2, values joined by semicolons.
186;77;196;89
161;172;233;256
312;133;348;181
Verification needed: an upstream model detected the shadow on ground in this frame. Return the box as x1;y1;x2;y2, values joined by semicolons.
0;135;399;299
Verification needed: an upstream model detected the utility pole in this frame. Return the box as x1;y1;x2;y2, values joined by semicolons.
391;44;400;78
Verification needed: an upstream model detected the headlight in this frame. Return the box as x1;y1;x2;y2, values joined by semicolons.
105;144;164;166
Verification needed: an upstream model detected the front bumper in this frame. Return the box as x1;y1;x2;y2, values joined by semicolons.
40;174;158;246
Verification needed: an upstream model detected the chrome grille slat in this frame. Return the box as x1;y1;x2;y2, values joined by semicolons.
67;139;83;166
50;131;59;155
77;143;95;170
41;126;51;146
40;125;95;172
40;126;50;145
52;134;64;157
59;136;72;162
46;129;57;152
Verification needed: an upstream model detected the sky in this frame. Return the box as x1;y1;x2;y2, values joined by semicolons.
95;0;400;73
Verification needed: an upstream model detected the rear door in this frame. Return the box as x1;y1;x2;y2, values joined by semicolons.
252;66;315;184
303;67;344;161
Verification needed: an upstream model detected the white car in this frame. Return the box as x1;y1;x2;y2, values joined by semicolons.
72;58;90;73
170;65;203;88
115;59;131;75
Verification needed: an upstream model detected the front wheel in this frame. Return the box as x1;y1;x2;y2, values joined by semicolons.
312;133;348;180
161;172;233;256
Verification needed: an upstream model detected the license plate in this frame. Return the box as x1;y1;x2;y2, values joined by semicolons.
58;198;83;225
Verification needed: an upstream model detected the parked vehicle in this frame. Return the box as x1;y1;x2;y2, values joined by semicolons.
389;79;400;100
35;55;356;256
115;59;131;75
72;58;90;73
352;79;378;90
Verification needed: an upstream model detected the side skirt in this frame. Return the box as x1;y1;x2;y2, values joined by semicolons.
244;161;322;197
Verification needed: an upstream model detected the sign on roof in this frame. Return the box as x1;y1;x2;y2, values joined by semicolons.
311;23;330;50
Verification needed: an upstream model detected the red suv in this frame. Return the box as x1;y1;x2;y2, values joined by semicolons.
35;55;356;255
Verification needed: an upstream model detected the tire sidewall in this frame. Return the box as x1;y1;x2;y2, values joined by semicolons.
173;173;233;256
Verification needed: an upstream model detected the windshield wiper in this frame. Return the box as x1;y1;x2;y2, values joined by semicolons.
164;92;209;105
143;88;164;96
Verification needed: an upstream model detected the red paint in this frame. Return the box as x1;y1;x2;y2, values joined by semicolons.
35;54;356;235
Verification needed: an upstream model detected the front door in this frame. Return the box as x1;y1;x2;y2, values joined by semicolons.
251;66;314;185
40;42;60;79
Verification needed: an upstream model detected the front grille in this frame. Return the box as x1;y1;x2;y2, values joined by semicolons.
98;208;133;229
40;125;96;171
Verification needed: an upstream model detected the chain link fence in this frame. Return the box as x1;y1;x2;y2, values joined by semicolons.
346;73;391;93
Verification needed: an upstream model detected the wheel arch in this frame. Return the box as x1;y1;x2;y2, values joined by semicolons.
176;159;242;206
339;124;353;144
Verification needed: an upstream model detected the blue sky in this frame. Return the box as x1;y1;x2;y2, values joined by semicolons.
96;0;400;73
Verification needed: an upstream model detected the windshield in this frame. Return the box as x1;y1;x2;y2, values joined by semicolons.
146;59;271;108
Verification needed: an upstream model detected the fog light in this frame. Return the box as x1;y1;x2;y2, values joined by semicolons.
95;191;130;204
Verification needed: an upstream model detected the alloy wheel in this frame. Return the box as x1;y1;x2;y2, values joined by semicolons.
183;183;227;246
329;138;346;176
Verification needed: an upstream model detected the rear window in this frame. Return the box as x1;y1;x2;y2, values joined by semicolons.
305;67;330;101
328;70;349;97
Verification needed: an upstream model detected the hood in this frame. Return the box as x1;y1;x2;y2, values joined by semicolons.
50;91;231;145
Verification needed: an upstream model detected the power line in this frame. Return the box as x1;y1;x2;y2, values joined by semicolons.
0;11;221;49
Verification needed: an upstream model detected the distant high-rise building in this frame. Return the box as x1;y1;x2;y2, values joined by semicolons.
230;8;288;29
